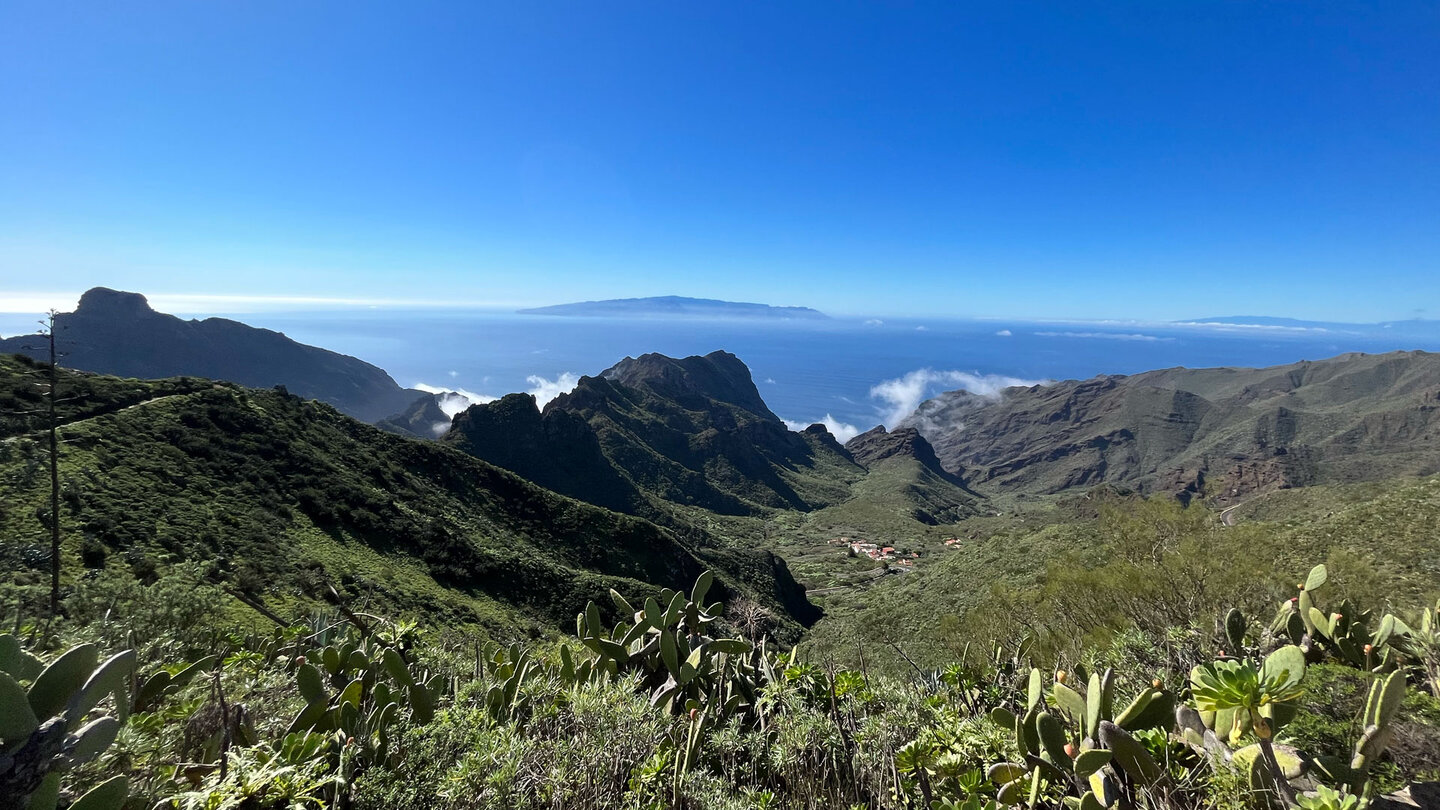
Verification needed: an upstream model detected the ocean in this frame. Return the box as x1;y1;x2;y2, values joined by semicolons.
218;310;1440;441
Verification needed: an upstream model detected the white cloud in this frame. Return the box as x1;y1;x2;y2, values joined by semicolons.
414;372;579;416
1035;331;1172;342
915;325;928;331
870;369;1047;427
1169;321;1331;334
995;329;1012;337
525;372;580;407
763;377;776;384
412;383;497;417
783;415;862;443
863;319;884;327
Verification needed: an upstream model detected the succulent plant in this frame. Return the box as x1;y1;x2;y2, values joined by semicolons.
282;631;446;799
1268;565;1411;672
574;571;757;718
985;667;1176;808
1179;629;1409;808
0;635;135;810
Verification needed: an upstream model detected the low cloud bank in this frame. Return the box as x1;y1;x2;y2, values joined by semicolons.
525;372;580;407
413;383;497;417
782;415;862;444
871;369;1045;428
1035;331;1171;342
413;372;581;418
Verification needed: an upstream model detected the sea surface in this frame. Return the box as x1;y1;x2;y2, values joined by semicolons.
217;310;1440;441
7;307;1439;441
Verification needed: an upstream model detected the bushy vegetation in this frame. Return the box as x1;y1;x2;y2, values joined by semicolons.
3;558;1438;810
802;485;1440;676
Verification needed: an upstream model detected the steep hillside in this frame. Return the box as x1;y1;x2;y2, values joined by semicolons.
905;351;1440;498
445;351;864;516
0;354;817;635
0;287;425;422
822;426;983;527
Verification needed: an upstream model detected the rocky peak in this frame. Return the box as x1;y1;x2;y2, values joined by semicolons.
74;287;158;318
600;350;777;419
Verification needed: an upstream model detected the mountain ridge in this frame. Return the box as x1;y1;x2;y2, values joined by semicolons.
903;350;1440;500
0;353;818;634
0;287;426;423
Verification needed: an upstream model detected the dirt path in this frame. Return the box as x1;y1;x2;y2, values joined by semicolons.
1;393;188;444
1219;499;1250;526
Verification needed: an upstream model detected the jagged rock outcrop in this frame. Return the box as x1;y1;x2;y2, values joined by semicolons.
376;393;453;438
846;425;964;483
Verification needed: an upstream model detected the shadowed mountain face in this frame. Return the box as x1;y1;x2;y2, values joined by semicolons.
446;391;644;514
0;288;424;423
376;393;453;438
445;351;863;516
904;351;1440;500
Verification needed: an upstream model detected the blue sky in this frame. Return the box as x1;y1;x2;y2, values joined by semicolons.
1;2;1436;321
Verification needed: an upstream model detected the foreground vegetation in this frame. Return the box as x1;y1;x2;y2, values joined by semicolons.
3;554;1438;810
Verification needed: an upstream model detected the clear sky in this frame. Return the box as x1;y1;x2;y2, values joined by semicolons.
1;2;1436;321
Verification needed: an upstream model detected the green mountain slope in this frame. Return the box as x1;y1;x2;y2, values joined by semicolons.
0;354;816;636
814;426;983;529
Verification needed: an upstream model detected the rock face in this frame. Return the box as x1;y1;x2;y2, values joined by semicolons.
376;393;453;438
446;392;643;514
0;287;424;423
838;425;982;524
904;351;1440;499
443;350;863;516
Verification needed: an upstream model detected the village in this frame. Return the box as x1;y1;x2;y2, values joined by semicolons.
824;535;968;568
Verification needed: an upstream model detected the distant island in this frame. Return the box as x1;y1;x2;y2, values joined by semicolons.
1177;315;1440;337
518;295;829;320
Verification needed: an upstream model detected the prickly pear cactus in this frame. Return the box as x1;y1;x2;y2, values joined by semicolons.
0;635;135;810
984;667;1175;809
284;632;445;778
1269;564;1412;672
574;571;757;718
